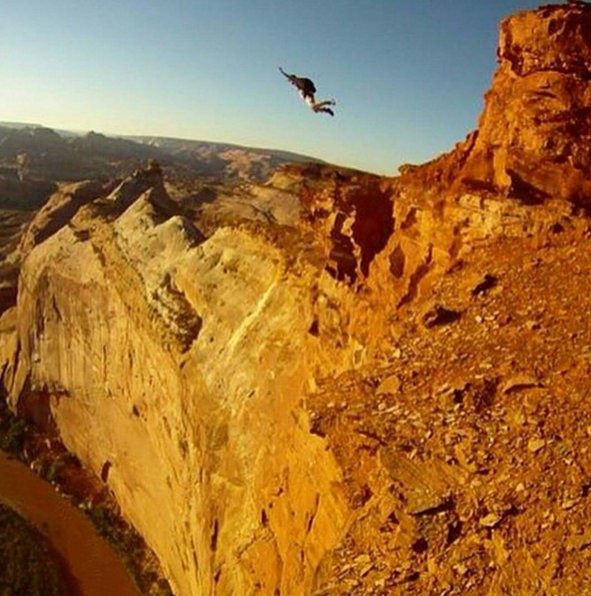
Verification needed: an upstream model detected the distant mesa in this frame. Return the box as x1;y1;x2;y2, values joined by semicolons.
2;4;591;596
0;122;325;210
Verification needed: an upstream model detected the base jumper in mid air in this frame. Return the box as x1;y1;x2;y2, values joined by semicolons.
279;67;336;116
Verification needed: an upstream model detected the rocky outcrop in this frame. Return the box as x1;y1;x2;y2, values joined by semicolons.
2;3;591;595
1;165;361;595
18;180;114;257
399;2;591;206
352;2;591;328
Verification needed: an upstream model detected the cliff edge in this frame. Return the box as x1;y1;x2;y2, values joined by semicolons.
2;2;591;594
400;1;591;206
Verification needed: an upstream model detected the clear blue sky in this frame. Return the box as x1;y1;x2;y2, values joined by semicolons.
1;0;550;175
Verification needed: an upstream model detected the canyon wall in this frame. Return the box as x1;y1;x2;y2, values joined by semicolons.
1;2;591;594
2;171;362;594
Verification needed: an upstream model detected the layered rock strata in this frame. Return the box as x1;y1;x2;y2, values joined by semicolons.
399;2;591;206
2;168;358;595
1;3;591;595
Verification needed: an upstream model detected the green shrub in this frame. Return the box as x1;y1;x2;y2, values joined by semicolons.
0;415;27;455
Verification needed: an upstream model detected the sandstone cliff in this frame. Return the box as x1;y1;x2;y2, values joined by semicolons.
398;2;591;206
1;163;360;595
2;2;591;595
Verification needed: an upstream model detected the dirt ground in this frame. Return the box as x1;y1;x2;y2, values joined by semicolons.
309;224;591;594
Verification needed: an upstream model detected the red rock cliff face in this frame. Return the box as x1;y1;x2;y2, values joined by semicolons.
400;2;591;206
286;4;591;347
2;3;591;596
335;1;591;342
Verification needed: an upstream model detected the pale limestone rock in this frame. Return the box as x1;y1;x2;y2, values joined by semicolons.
1;168;359;595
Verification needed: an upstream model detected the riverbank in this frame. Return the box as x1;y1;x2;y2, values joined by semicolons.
0;503;75;595
0;455;138;596
0;401;171;595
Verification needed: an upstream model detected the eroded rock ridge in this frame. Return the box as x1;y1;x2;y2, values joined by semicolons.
1;3;591;594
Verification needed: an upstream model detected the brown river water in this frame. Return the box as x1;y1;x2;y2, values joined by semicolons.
0;450;139;596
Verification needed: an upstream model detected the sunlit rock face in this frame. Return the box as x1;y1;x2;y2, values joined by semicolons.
357;1;591;326
398;2;591;206
2;3;591;595
0;159;412;594
466;2;591;203
2;165;357;595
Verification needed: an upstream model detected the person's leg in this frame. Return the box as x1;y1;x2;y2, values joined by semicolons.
313;105;334;116
302;93;317;108
315;98;336;107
